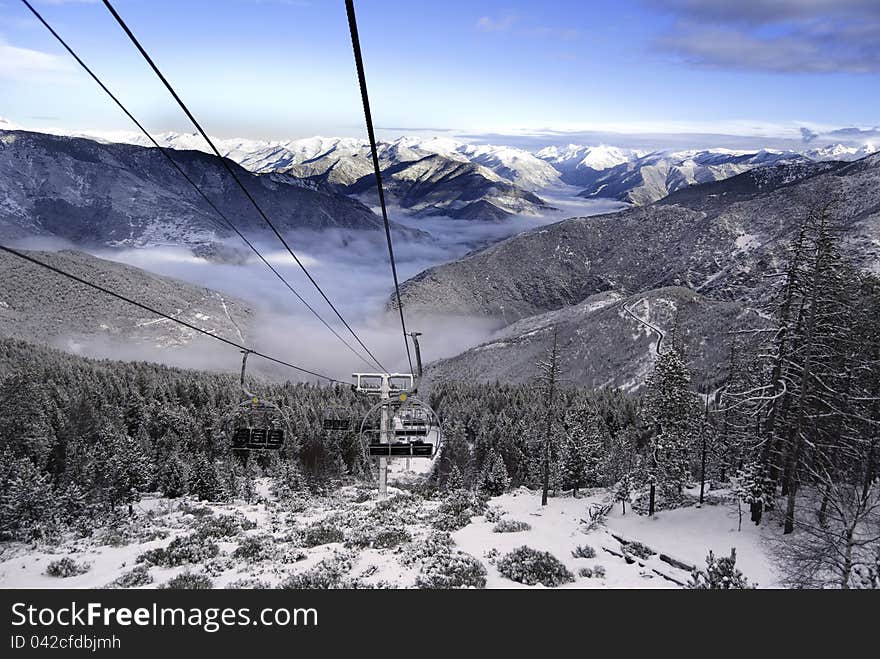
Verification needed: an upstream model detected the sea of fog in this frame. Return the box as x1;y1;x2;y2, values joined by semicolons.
22;193;626;381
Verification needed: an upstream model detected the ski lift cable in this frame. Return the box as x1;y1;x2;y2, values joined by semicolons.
345;0;415;376
0;244;348;385
99;0;391;375
17;0;385;374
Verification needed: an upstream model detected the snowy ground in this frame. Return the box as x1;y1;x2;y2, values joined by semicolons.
0;479;778;589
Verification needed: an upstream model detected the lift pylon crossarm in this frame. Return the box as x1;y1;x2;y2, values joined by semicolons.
352;373;415;395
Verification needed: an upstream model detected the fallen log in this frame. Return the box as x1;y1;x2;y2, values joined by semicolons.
659;553;695;572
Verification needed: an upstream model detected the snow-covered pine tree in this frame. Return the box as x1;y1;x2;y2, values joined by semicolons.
536;329;564;506
687;548;754;589
156;451;188;498
614;472;633;515
479;448;510;496
641;348;700;515
446;463;464;492
561;404;608;496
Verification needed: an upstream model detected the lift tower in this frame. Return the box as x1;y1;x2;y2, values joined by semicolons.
353;373;414;497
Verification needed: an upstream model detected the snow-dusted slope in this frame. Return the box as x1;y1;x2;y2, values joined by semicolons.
0;130;388;249
0;248;252;349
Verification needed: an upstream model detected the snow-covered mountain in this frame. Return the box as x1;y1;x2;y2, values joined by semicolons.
584;148;810;205
535;144;879;205
0;130;394;251
31;124;880;213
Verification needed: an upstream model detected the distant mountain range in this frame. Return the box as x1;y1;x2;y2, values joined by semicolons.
0;130;397;252
406;149;880;388
31;126;877;217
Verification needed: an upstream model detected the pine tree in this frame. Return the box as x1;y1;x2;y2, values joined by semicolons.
536;329;563;506
687;549;754;589
189;453;221;501
641;349;700;515
614;472;633;515
156;451;188;498
479;449;510;496
561;404;608;496
446;463;464;492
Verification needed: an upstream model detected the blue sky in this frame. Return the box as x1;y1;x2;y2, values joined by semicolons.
1;0;879;148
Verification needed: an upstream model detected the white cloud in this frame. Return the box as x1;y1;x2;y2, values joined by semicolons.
0;37;76;82
476;15;517;32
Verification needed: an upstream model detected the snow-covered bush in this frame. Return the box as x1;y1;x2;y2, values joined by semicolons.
571;544;596;559
369;492;422;525
282;547;309;563
492;519;531;533
432;489;486;531
178;502;213;517
138;528;169;543
632;489;694;515
196;513;256;539
578;567;593;578
593;565;606;578
484;505;506;523
232;534;278;562
45;557;90;578
278;551;354;589
415;551;487;589
138;534;219;567
497;546;575;587
226;578;270;589
107;564;153;588
301;519;345;547
159;572;213;589
625;541;655;560
344;519;411;550
399;531;455;567
687;549;754;589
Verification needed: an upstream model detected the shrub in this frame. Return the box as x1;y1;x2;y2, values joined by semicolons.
497;546;575;587
578;567;593;578
232;534;278;562
278;552;354;589
399;531;455;567
626;541;655;560
687;549;754;589
138;534;219;567
416;552;487;589
493;519;531;533
107;565;153;589
345;519;411;550
178;502;213;517
369;492;422;525
45;557;90;578
484;505;506;523
226;578;270;589
593;565;606;578
159;572;213;589
572;544;596;559
432;489;486;531
301;519;345;547
196;513;256;539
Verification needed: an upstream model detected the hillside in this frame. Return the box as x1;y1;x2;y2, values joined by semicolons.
398;152;880;322
424;287;756;390
0;248;251;349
